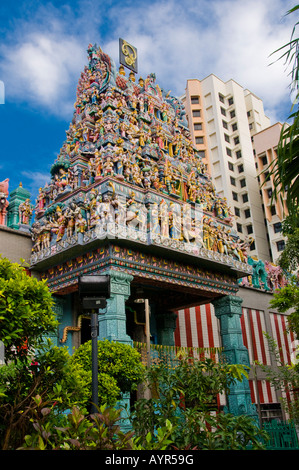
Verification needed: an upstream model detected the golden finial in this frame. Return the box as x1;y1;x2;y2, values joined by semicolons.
129;71;135;82
119;65;125;76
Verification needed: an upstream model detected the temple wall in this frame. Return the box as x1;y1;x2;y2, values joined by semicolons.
0;226;32;264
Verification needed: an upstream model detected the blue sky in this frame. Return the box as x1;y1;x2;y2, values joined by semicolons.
0;0;296;203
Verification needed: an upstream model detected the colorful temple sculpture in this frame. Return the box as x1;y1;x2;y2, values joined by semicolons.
0;179;33;231
29;44;259;419
0;179;9;226
0;179;33;267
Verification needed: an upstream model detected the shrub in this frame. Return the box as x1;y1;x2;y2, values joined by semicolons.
70;339;144;407
131;353;268;450
0;340;88;449
20;403;174;450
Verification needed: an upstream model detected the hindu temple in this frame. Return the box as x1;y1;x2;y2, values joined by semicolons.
27;42;259;419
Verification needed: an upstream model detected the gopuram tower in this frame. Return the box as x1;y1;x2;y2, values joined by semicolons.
30;43;257;419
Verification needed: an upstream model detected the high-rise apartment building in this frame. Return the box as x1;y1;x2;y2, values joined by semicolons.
182;75;284;263
252;122;288;263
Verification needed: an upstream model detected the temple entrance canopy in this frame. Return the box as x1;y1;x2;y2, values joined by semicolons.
29;43;256;418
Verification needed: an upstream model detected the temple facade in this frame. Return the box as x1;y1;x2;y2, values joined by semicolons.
24;43;259;419
2;44;294;423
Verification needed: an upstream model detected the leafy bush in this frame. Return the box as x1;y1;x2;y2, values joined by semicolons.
20;403;173;450
70;339;144;407
0;340;88;449
131;353;268;450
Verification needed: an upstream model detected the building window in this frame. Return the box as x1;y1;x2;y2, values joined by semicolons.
234;136;240;145
219;93;225;103
247;110;251;117
230;110;235;118
191;96;200;104
195;136;204;144
192;110;201;117
236;150;242;159
261;155;267;166
230;176;236;186
194;123;202;130
222;120;228;129
264;171;270;182
273;222;282;233
226;147;232;157
232;191;238;201
250;241;256;251
244;208;251;218
240;178;246;188
198;151;205;158
247;224;253;235
228;97;234;106
270;205;276;216
224;134;230;143
228;162;234;171
220;107;226;116
260;404;283;424
267;188;273;198
237;223;242;233
276;240;285;252
238;164;244;173
234;207;240;217
232;122;238;132
242;193;248;203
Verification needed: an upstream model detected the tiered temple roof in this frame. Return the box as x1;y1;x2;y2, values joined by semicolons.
30;44;252;277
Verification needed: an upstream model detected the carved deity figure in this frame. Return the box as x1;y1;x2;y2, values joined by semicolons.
19;199;33;225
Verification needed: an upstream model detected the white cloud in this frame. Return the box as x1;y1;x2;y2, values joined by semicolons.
2;32;86;117
21;170;51;199
21;170;50;184
104;0;295;123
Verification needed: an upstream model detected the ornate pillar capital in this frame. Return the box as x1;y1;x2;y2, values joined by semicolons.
108;269;134;297
212;295;243;318
98;269;133;345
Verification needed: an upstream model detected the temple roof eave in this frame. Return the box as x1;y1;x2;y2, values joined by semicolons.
29;233;252;280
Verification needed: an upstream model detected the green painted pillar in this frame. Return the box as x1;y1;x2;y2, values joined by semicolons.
156;311;177;346
98;270;133;431
212;295;258;421
98;270;133;345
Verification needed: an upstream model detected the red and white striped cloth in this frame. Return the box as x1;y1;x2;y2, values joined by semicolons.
269;311;297;366
174;304;221;355
174;304;295;405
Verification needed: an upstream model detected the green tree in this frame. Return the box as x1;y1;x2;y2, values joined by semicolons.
270;279;299;337
0;256;58;362
266;5;299;219
263;6;299;346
